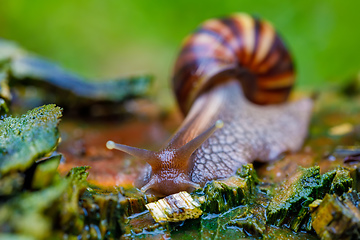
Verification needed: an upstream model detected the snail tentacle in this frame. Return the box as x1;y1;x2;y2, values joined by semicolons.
175;120;224;162
106;140;158;166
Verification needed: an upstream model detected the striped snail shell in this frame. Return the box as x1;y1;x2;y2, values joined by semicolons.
107;13;313;196
173;13;294;114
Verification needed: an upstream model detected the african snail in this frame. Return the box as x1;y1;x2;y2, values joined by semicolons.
106;13;313;196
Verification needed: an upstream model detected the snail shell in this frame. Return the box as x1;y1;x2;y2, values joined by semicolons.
173;13;294;114
107;13;313;196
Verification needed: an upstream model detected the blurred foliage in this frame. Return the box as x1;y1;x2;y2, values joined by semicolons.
0;0;359;108
0;39;152;116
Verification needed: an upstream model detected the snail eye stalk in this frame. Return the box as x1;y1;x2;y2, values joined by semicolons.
106;140;158;166
176;120;224;160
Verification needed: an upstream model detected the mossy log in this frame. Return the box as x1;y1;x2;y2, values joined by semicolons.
0;104;62;175
197;164;259;214
311;192;360;239
266;166;352;232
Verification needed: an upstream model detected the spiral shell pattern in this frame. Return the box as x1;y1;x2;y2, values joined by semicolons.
173;13;295;114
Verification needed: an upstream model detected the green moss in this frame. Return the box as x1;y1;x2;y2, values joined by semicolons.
59;166;90;235
201;180;245;214
236;163;259;196
318;169;337;198
196;164;259;213
266;166;354;232
267;167;321;228
330;167;353;196
0;104;62;175
66;166;90;184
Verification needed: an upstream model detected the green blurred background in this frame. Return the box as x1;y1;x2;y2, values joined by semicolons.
1;0;359;106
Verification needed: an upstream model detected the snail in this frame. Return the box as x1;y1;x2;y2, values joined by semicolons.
106;13;313;196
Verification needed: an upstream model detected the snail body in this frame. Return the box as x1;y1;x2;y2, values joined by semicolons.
107;13;313;196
